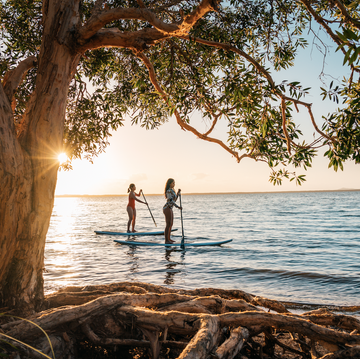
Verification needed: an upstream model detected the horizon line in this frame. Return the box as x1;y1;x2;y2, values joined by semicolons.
55;188;360;197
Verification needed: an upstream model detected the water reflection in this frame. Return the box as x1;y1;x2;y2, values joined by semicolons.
123;244;186;285
164;248;184;285
126;246;139;280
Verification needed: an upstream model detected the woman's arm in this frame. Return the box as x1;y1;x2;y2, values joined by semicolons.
135;196;145;204
130;191;145;204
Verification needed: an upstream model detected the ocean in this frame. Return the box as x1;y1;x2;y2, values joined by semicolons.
44;191;360;306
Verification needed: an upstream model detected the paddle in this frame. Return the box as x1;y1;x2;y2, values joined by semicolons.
141;191;157;227
179;192;185;249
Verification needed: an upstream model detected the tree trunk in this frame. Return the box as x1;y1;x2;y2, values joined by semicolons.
0;84;33;308
0;0;80;311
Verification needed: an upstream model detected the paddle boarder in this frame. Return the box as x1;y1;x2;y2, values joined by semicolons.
163;178;182;244
127;184;146;233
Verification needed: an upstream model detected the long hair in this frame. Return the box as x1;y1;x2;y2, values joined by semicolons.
127;183;135;193
164;178;174;197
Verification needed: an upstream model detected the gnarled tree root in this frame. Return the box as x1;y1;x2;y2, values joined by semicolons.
1;282;360;359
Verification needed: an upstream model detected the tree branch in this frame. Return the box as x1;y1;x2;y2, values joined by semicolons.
78;4;337;165
179;35;275;88
299;0;345;52
203;114;220;136
169;40;222;136
2;56;37;105
331;0;360;29
181;0;220;30
281;98;292;155
280;95;336;145
78;27;167;52
134;51;242;162
78;0;218;45
78;8;178;42
179;34;339;150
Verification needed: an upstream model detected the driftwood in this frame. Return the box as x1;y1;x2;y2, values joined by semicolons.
1;282;360;359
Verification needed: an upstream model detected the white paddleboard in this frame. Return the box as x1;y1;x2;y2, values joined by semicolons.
94;229;178;236
113;239;233;247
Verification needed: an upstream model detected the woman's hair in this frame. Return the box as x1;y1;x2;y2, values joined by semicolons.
127;183;135;193
164;178;174;197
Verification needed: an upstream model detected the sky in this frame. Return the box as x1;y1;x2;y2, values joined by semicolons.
55;121;360;196
55;27;360;196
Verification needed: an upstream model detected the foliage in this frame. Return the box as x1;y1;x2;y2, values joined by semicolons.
1;0;360;183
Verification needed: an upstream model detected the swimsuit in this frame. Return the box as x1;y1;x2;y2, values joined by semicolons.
128;192;140;209
163;189;180;210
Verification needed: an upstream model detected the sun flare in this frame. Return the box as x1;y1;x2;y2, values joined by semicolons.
58;152;68;164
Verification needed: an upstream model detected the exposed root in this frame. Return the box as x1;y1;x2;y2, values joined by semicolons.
1;282;360;359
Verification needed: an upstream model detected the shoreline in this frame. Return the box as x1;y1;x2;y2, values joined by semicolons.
55;188;360;197
43;281;360;313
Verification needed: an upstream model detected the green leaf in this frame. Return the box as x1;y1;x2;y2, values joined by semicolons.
343;48;353;65
349;49;359;65
343;28;358;41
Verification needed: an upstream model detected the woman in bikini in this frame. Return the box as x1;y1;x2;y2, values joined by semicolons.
163;178;182;244
127;183;146;233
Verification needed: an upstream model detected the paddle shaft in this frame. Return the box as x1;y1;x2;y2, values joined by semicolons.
141;192;157;227
179;193;185;248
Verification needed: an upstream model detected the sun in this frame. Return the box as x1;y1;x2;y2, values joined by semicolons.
58;153;68;164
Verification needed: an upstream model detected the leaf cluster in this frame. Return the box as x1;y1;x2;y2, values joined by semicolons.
1;0;360;183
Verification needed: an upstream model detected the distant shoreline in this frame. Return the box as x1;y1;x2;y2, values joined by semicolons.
55;188;360;197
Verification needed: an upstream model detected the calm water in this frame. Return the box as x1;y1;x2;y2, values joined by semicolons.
45;191;360;306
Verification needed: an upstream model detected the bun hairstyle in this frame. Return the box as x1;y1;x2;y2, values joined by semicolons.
128;183;135;193
164;178;174;197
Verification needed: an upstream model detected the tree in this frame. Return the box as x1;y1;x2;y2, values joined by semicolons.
0;0;359;311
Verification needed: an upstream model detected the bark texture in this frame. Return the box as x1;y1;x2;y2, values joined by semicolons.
1;282;360;359
0;0;81;310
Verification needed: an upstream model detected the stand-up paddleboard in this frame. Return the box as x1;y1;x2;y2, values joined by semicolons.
113;239;232;247
94;229;178;236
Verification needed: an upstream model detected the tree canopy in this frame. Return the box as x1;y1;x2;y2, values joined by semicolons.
1;0;360;185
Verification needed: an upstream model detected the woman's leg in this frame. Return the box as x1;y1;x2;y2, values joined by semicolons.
132;208;137;232
163;207;174;243
127;206;133;233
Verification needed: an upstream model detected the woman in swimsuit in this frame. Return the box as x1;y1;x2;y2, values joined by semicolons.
127;183;146;233
163;178;182;244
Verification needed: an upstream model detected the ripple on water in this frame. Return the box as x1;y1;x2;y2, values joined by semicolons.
45;191;360;305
